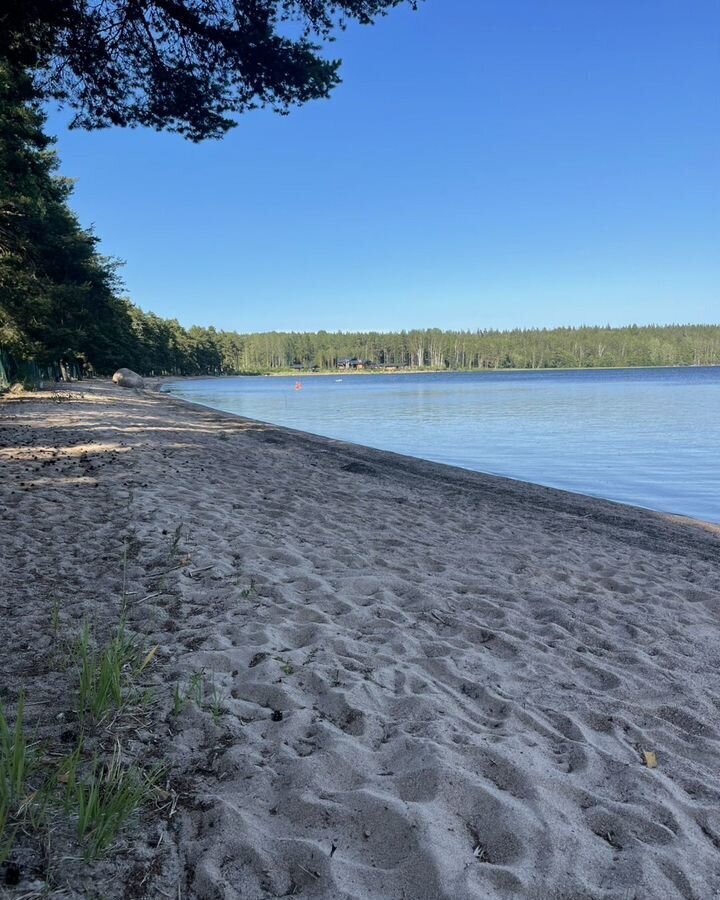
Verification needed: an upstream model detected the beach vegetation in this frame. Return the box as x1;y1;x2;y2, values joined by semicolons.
275;657;295;676
170;671;226;724
240;578;258;600
0;692;35;860
76;622;139;722
73;619;159;724
206;676;226;725
187;671;205;706
171;682;186;718
73;743;161;861
1;727;161;864
1;653;164;870
0;692;35;806
169;522;184;559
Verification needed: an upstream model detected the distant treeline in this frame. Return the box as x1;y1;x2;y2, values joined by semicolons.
97;321;720;375
1;62;719;385
192;324;720;373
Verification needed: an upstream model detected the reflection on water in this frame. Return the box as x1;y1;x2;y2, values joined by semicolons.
166;367;720;524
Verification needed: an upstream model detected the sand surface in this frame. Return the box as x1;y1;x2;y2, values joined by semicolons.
1;380;720;899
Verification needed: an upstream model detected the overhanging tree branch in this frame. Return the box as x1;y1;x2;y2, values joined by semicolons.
0;0;419;140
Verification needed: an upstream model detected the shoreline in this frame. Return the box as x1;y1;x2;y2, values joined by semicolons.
2;380;719;898
151;361;720;380
157;375;720;531
156;384;720;552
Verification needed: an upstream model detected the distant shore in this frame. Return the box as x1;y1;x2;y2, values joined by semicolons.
2;380;719;898
150;362;720;382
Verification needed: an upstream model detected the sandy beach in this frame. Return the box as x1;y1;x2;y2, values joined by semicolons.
1;379;719;900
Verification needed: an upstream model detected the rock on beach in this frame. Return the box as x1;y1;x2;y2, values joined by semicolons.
112;368;144;388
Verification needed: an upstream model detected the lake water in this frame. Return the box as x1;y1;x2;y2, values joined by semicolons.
165;367;720;524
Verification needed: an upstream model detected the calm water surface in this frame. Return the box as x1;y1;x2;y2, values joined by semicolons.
166;368;720;524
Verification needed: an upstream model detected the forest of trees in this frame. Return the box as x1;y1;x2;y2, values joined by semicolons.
1;59;719;388
178;324;720;373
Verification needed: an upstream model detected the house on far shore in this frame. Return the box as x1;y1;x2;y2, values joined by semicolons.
337;358;377;370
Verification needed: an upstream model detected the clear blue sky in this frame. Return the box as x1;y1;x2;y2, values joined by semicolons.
46;0;719;333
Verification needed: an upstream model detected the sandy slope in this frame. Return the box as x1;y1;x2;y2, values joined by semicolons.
1;380;719;900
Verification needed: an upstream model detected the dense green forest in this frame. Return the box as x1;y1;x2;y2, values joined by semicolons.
1;61;719;386
200;324;720;372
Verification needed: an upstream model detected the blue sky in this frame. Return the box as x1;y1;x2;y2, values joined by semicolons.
46;0;719;333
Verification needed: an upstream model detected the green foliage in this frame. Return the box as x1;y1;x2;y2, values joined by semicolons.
89;320;720;375
171;682;186;718
0;703;159;865
1;2;419;141
206;675;225;724
73;747;159;861
0;692;32;805
187;671;205;705
0;620;162;868
76;622;139;722
182;323;720;372
171;670;226;723
58;736;160;860
0;61;137;375
240;577;258;599
0;691;37;864
59;740;84;814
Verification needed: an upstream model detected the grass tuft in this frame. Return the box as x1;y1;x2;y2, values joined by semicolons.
0;692;33;804
240;577;257;600
73;743;161;860
170;522;183;557
206;674;225;724
170;670;226;724
0;692;37;864
76;622;138;721
171;682;186;718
